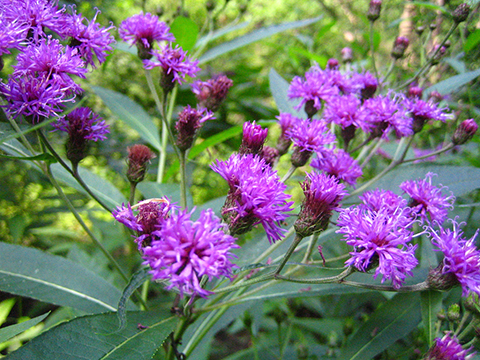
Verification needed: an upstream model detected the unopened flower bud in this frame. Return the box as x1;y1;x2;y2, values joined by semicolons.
341;47;353;63
367;0;382;22
260;146;279;167
429;45;447;65
304;99;318;119
437;309;446;321
416;26;425;35
453;3;470;24
239;121;268;155
206;0;215;12
447;303;461;322
239;3;248;14
464;293;480;316
127;145;156;184
327;58;339;69
408;85;423;98
391;36;409;59
427;264;460;291
175;105;214;152
429;23;437;31
192;75;233;112
452;119;478;145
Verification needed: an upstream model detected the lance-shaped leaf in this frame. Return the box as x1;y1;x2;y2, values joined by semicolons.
5;310;178;360
0;242;134;314
269;68;306;118
0;312;49;344
425;67;480;97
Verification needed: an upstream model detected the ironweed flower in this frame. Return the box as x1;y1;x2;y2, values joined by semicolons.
211;154;293;243
53;107;109;166
175;105;214;152
337;203;417;289
0;19;28;56
391;36;409;59
400;172;454;225
402;97;451;133
191;75;233;111
424;332;475;360
62;7;115;67
311;147;362;187
452;119;478;145
275;113;299;156
295;172;346;237
238;121;268;156
359;189;407;213
142;207;239;298
119;12;174;60
143;44;200;92
428;220;480;297
126;144;156;184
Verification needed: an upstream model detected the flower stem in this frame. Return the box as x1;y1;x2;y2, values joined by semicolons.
369;21;379;82
281;165;297;183
129;182;137;205
274;234;304;275
302;233;320;263
274;266;354;284
340;279;430;292
179;150;188;209
402;142;454;164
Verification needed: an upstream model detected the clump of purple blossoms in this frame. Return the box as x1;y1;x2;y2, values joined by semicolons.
0;18;28;56
142;207;239;298
53;107;109;166
238;121;268;156
311;147;362;187
337;200;417;289
424;332;475;360
428;220;480;297
61;7;116;67
402;96;451;133
400;172;454;225
295;172;346;237
288;65;339;117
191;75;233;112
359;189;407;213
175;105;214;152
143;44;200;91
211;154;293;243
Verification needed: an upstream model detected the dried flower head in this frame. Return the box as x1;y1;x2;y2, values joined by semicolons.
191;75;233;111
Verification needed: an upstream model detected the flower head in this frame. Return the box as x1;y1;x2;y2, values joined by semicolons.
175;105;214;152
0;19;28;56
337;203;417;289
359;189;407;213
143;44;200;91
142;207;239;298
453;119;478;145
53;107;109;165
295;172;346;237
400;172;454;225
429;220;480;297
402;97;450;133
126;144;156;184
62;7;115;67
119;12;174;59
238;121;268;156
425;332;475;360
311;147;362;187
211;154;293;243
191;75;233;111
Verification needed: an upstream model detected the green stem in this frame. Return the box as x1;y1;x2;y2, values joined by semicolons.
402;142;454;164
281;165;297;183
302;233;320;263
129;182;137;205
381;60;396;87
360;138;383;168
274;234;304;275
179;151;187;209
6;114;40;167
275;266;354;284
369;21;379;81
340;280;430;292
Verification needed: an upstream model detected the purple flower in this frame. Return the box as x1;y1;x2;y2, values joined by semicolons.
429;220;480;297
295;171;346;237
53;107;109;165
112;198;174;248
191;75;233;111
3;0;66;41
0;73;75;122
211;154;294;243
425;332;475;360
337;203;417;289
142;208;239;298
119;12;174;52
361;94;412;139
311;147;362;187
14;36;86;94
400;172;454;225
286;119;336;153
0;19;28;56
352;71;378;100
238;121;268;155
359;189;407;213
275;113;300;155
143;44;200;88
323;94;368;131
402;97;451;133
288;65;339;113
62;7;115;67
175;105;214;152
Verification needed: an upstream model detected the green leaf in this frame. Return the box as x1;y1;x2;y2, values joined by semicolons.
269;68;306;118
411;1;449;15
0;312;49;344
51;164;127;210
425;67;480;96
0;299;15;325
199;16;323;64
0;242;132;314
0;118;60;146
116;268;151;332
196;22;250;49
91;86;161;151
369;164;480;197
170;16;199;52
288;47;328;68
5;310;178;360
337;293;421;360
464;28;480;53
420;290;443;347
162;125;243;182
114;41;137;56
0;152;57;163
137;182;183;206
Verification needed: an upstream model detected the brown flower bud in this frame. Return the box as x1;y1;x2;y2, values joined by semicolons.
391;36;409;59
453;3;470;24
127;144;156;184
367;0;382;22
427;264;460;291
452;119;478;145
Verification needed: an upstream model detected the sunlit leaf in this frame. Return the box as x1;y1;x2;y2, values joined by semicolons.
269;68;306;118
170;16;199;52
0;313;49;344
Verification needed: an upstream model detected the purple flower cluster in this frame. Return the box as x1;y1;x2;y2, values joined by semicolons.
429;220;480;297
191;75;233;111
113;199;239;298
311;147;362;187
424;332;475;360
337;189;417;289
175;105;214;152
286;118;336;153
211;154;293;243
239;121;268;156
